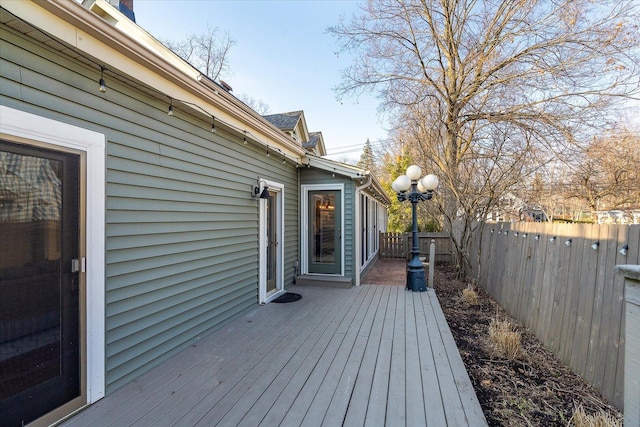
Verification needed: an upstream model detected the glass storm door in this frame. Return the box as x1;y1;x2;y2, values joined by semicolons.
266;192;277;294
308;190;341;274
0;141;81;426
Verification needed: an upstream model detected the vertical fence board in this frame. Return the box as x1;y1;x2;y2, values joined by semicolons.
533;223;552;344
558;224;583;363
536;222;554;346
571;225;600;375
467;221;639;411
589;225;616;390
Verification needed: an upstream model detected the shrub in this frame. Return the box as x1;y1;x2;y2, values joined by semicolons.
460;286;479;306
488;317;521;359
568;403;622;427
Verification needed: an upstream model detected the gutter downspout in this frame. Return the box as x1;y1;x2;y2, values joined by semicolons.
354;174;373;286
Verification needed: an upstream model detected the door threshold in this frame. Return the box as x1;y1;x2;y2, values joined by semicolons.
295;275;352;288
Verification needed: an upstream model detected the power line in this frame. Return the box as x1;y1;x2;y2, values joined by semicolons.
325;139;391;155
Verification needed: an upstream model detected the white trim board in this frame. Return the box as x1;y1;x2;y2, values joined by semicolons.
258;179;285;304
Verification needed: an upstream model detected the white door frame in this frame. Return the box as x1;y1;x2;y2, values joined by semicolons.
0;105;106;404
301;183;345;276
258;179;285;304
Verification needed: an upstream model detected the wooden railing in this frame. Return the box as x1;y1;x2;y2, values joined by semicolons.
379;232;452;263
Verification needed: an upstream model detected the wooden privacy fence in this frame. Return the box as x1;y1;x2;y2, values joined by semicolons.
379;232;452;263
466;222;640;411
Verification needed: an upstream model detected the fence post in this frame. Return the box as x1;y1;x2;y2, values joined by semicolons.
428;239;435;288
617;264;640;422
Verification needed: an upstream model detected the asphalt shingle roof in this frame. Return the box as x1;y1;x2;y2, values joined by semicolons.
262;111;303;131
303;132;321;149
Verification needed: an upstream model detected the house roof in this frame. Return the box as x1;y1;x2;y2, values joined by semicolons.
305;132;321;149
262;111;303;131
303;132;326;156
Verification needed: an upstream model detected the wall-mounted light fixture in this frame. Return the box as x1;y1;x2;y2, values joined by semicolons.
591;241;600;250
620;244;629;256
523;233;527;238
243;131;247;145
211;116;216;133
535;234;540;241
514;232;519;237
565;238;572;246
251;179;270;199
549;236;556;242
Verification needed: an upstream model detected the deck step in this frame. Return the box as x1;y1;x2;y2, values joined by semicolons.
295;275;353;288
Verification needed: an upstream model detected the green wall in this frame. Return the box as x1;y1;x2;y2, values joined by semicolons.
1;24;299;393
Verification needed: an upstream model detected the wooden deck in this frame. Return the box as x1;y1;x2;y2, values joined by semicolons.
62;285;487;426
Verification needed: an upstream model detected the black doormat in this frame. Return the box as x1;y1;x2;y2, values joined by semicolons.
272;292;302;303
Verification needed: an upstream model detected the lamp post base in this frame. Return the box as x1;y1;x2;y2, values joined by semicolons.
406;256;427;292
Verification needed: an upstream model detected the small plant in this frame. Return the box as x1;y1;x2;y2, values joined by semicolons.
568;403;622;427
460;286;479;306
488;316;521;359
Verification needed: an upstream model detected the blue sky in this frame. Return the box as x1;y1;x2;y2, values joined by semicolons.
134;0;387;162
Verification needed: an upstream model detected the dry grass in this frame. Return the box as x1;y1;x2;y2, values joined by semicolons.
460;286;479;306
488;317;522;359
568;404;622;427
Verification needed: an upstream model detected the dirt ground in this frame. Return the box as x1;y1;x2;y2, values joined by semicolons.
433;263;623;426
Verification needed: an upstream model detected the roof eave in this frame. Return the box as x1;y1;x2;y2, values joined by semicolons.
26;0;305;158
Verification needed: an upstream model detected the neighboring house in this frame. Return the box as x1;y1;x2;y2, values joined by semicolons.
485;193;548;223
595;209;640;224
0;1;388;425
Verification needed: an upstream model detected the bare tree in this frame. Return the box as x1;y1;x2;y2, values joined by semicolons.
565;127;640;214
164;25;234;81
237;94;270;115
330;0;640;274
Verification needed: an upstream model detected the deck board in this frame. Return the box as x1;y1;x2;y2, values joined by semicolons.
364;284;397;427
62;284;487;426
342;285;390;426
387;286;406;425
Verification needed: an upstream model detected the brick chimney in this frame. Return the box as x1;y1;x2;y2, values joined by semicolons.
107;0;135;22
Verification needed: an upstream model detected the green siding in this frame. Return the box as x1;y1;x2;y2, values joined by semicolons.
1;26;299;392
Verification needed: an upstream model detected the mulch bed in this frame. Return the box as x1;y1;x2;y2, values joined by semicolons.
433;263;623;426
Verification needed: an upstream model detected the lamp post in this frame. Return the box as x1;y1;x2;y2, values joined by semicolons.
391;165;439;292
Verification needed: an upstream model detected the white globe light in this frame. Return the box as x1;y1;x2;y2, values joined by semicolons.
391;179;400;193
406;165;422;181
395;175;411;192
421;174;439;190
417;180;427;193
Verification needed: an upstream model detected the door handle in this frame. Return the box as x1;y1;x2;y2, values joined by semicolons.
71;258;85;273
